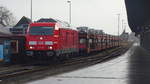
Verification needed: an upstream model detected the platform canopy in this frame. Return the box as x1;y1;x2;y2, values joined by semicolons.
125;0;150;34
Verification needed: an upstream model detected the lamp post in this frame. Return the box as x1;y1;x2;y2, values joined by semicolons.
122;19;124;32
117;14;120;46
67;0;71;24
31;0;33;21
124;23;126;31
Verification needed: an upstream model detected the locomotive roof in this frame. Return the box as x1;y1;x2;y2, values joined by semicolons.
37;18;69;25
36;18;71;28
37;18;57;23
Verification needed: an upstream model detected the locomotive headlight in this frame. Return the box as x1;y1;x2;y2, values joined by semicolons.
29;46;34;49
45;41;53;45
48;46;53;50
55;25;59;30
29;41;37;45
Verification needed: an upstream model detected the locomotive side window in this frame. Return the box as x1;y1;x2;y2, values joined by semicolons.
29;26;54;35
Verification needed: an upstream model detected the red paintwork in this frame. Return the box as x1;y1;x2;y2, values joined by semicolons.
59;28;78;51
79;44;87;49
26;23;58;51
26;22;78;53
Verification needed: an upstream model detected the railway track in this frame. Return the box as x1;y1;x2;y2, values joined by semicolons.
0;44;130;80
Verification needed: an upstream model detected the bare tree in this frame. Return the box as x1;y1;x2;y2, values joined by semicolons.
0;6;16;27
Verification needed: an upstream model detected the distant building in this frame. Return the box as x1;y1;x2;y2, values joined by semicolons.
120;29;129;41
10;16;31;35
128;32;139;43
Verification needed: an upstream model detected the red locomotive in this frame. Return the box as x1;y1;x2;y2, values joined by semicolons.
26;18;79;59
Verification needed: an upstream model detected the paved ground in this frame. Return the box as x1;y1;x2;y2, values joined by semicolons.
27;45;136;84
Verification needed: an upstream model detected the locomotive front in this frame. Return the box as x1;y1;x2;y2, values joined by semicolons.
26;22;59;57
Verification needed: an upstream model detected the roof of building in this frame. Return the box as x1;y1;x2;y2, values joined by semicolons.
14;16;31;27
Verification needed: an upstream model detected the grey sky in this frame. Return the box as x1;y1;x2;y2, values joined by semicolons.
0;0;130;35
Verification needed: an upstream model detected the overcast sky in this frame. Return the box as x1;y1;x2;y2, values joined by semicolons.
0;0;131;35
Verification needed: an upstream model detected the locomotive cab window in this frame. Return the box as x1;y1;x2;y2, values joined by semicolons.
29;26;54;35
